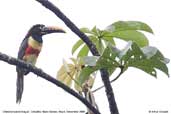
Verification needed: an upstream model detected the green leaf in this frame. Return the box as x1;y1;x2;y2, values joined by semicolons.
131;42;145;58
110;30;149;47
78;45;120;85
83;56;99;66
91;26;98;35
120;42;169;77
141;46;158;59
96;39;105;55
102;31;116;46
80;27;93;34
119;41;132;59
96;45;120;70
78;66;97;85
128;59;157;76
72;39;84;55
142;46;170;64
150;59;169;76
106;21;153;34
74;71;83;92
128;58;169;77
142;47;169;76
77;44;89;57
103;37;116;46
72;35;98;57
151;50;170;64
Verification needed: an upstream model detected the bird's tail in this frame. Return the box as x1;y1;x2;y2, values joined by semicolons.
16;71;24;103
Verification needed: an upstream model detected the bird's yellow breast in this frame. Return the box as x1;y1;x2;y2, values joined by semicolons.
28;37;42;51
24;54;38;65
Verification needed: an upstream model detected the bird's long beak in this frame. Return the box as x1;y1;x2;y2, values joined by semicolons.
42;26;66;35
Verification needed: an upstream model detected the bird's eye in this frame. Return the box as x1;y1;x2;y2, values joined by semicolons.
40;25;45;29
39;26;43;30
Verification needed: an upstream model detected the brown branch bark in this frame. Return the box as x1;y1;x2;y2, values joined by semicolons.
35;0;119;113
0;52;100;114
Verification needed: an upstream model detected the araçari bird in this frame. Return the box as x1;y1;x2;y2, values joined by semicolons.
16;24;65;103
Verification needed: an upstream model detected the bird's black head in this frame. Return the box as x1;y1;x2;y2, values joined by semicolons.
28;24;65;42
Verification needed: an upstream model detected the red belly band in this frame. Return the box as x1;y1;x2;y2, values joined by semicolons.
25;46;40;56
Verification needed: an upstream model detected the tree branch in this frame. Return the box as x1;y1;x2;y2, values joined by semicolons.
35;0;119;113
93;66;124;93
0;52;100;114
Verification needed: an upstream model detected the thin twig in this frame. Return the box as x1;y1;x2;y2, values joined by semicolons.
0;52;100;114
93;66;124;93
35;1;119;113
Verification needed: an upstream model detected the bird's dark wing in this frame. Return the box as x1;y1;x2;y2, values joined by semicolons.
16;37;29;103
16;37;29;75
17;37;28;59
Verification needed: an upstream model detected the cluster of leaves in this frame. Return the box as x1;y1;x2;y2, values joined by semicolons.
78;42;169;85
57;20;169;92
56;58;95;92
72;21;153;57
